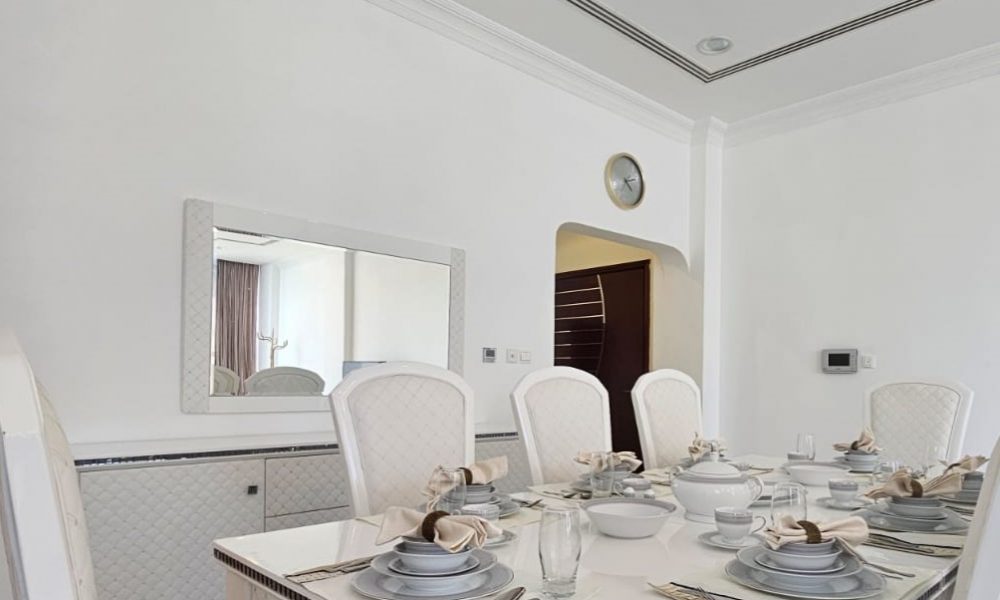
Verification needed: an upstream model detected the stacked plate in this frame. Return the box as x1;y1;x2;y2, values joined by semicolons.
858;497;969;534
419;485;520;519
833;451;879;473
352;537;514;600
726;540;886;599
570;465;632;492
942;472;982;506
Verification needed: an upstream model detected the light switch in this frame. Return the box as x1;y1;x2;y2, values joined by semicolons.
519;351;532;364
506;349;519;363
861;354;877;369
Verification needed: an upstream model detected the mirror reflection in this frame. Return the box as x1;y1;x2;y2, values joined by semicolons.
210;228;450;396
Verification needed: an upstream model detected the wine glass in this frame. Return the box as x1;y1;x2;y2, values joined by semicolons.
771;482;808;525
873;458;902;485
797;433;816;461
918;445;945;479
436;467;467;514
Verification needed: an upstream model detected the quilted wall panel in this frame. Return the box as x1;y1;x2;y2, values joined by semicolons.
80;459;265;600
265;453;349;517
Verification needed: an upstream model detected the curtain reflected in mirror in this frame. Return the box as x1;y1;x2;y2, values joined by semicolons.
210;228;450;397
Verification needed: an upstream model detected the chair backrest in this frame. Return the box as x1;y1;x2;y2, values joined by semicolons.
510;366;611;485
864;380;973;466
329;362;474;516
631;369;702;470
953;435;1000;599
0;331;98;600
211;365;240;395
245;366;324;396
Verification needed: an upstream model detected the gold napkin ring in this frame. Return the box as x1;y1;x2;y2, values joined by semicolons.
796;520;823;544
460;467;473;485
911;481;924;498
421;511;449;542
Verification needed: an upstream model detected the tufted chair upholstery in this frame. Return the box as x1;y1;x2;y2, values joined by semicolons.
329;362;474;516
631;369;703;470
953;434;1000;599
865;381;973;467
510;367;611;485
245;366;324;396
0;331;98;600
211;365;240;395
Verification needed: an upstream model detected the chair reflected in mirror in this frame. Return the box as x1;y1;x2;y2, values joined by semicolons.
244;367;325;396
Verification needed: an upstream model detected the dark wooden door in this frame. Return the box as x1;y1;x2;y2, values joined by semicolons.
555;260;650;460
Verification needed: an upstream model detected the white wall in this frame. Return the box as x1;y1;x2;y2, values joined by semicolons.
722;76;1000;457
275;253;346;393
0;0;690;444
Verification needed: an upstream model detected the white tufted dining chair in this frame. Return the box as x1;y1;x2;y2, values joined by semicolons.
510;366;611;486
329;362;474;516
864;380;973;466
0;331;98;600
631;369;703;470
211;365;240;395
953;435;1000;599
245;366;325;396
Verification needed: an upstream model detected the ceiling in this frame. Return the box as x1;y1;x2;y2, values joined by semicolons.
214;231;344;266
450;0;1000;122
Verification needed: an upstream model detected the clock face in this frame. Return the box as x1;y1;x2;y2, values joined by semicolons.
606;153;644;209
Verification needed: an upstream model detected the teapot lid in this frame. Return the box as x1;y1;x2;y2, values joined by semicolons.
678;459;744;481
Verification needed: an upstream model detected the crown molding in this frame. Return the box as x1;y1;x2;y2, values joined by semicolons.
361;0;694;142
726;41;1000;147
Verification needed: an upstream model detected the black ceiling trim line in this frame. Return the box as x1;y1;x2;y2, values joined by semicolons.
563;0;940;83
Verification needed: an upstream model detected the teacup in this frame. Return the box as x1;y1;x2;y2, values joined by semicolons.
828;479;860;504
714;506;766;542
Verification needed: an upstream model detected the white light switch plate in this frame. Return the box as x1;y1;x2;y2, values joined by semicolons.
506;349;519;363
861;354;877;369
519;351;532;364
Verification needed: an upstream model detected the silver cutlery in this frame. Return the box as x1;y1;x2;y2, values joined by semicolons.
286;554;379;583
493;586;526;600
650;581;747;600
837;539;915;578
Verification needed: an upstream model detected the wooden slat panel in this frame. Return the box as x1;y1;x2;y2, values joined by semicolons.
555;303;604;319
555;275;599;293
554;345;602;359
555;330;604;345
554;289;602;306
553;316;605;331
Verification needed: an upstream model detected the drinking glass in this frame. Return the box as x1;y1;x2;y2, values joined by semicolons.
873;458;902;485
589;451;615;498
796;433;816;461
538;506;582;598
917;445;944;478
771;482;808;525
436;467;467;514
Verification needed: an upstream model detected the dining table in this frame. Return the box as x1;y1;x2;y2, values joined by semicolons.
213;454;962;600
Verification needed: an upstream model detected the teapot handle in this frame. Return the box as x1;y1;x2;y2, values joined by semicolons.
748;475;765;502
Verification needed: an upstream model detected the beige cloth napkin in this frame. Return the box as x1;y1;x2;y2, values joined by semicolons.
865;469;963;499
423;457;509;509
833;427;882;453
942;454;989;474
688;434;726;461
375;507;502;552
764;515;869;549
574;450;641;473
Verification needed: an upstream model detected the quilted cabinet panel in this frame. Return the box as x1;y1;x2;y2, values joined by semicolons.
475;437;532;494
265;453;349;517
80;459;265;600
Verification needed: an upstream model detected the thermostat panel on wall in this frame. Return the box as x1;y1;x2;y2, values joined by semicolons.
822;349;858;374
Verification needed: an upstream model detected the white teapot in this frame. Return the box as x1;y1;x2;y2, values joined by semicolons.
671;455;764;523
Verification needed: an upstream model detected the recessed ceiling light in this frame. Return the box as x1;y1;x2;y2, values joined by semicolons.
696;37;733;55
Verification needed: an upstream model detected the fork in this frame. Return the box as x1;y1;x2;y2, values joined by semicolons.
837;539;915;578
286;555;378;583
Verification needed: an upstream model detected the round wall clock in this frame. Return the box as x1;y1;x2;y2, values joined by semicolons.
604;153;644;209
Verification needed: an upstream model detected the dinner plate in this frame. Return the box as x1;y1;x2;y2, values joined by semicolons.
387;555;482;577
876;502;947;521
372;550;496;581
483;530;517;548
697;531;763;550
832;457;876;473
741;547;857;577
725;560;885;599
858;508;969;534
352;564;514;600
940;495;978;507
817;497;869;511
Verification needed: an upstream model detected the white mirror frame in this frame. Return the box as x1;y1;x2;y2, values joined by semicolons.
181;198;465;414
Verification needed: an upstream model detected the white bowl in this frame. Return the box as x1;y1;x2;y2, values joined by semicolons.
583;498;676;538
786;463;852;487
393;544;471;572
888;497;944;519
764;546;841;570
779;540;837;554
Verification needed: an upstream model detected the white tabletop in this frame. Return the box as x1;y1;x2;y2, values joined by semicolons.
213;454;961;600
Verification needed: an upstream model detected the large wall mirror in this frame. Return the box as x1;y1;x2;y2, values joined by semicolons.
182;199;465;413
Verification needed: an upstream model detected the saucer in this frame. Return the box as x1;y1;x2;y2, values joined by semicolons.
483;530;517;548
698;531;763;550
817;497;869;511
